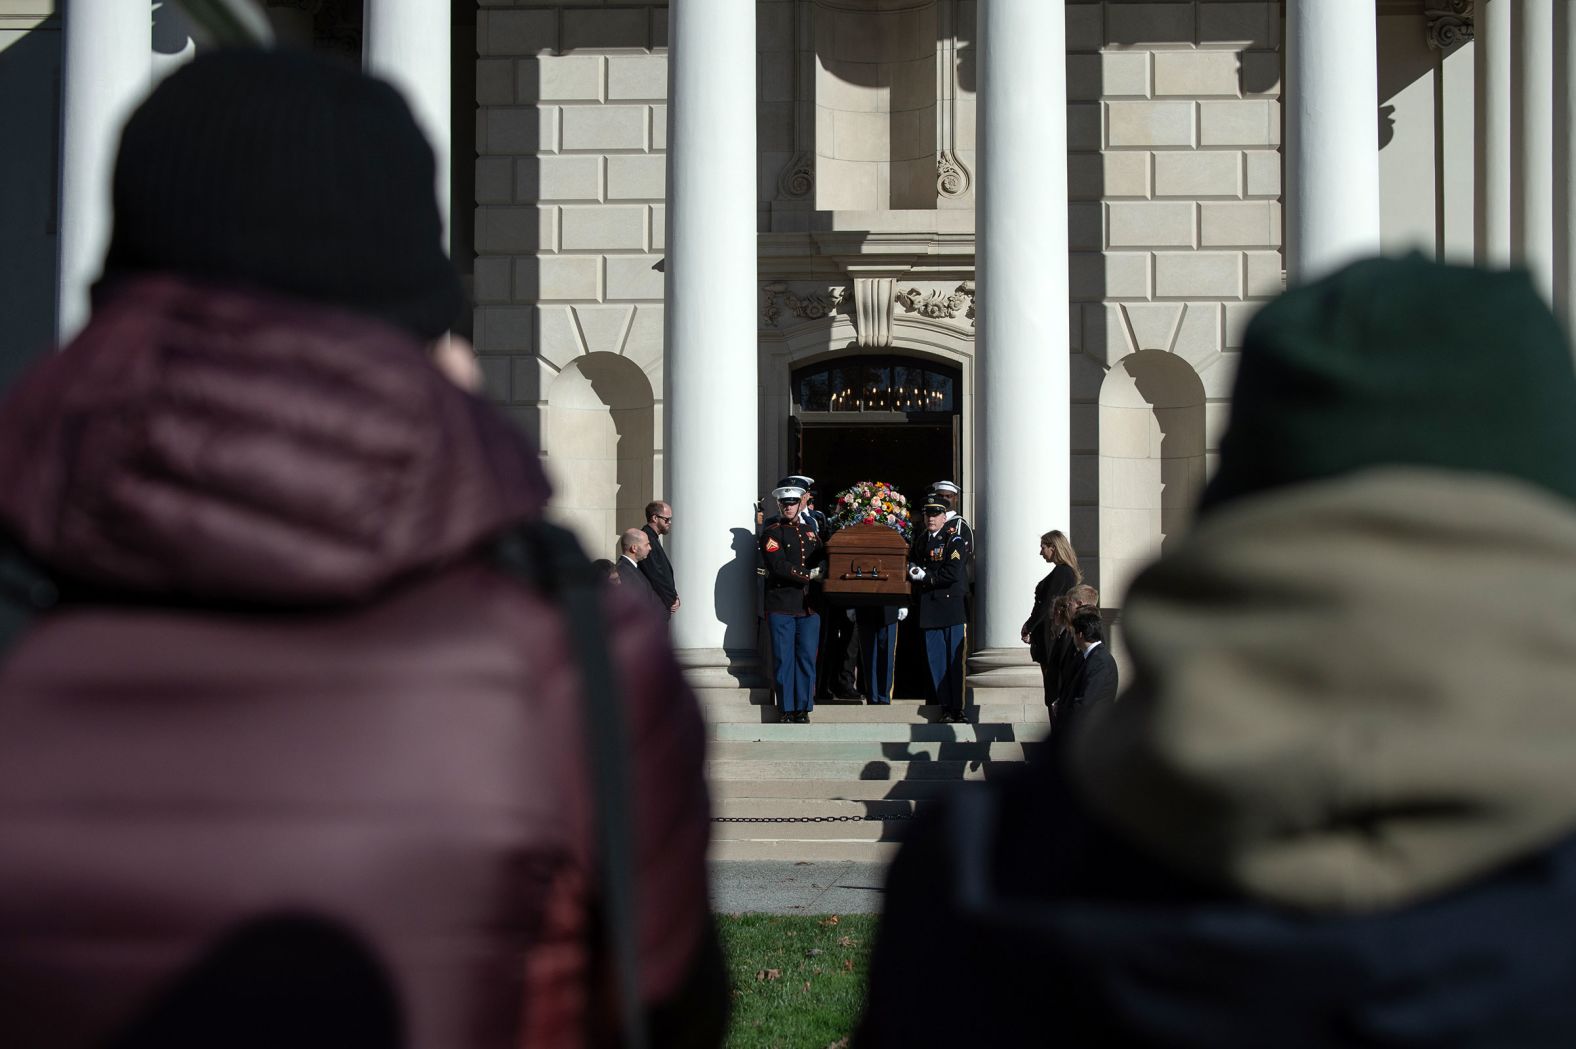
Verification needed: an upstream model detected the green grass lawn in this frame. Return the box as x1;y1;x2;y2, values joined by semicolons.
719;913;878;1049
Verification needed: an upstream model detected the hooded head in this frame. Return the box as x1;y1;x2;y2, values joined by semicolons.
100;47;462;341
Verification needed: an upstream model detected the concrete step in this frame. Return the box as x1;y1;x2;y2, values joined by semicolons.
709;740;1035;763
715;797;923;818
711;819;912;843
708;758;1020;781
711;722;1036;744
708;778;969;801
709;839;902;863
699;699;1049;725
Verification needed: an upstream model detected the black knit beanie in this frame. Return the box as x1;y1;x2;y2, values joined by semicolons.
101;47;462;341
1201;254;1576;513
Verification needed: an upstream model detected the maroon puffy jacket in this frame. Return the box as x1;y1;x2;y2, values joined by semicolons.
0;276;723;1049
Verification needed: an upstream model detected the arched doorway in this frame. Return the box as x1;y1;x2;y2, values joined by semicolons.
790;352;962;698
789;353;962;510
543;353;655;559
1097;350;1207;606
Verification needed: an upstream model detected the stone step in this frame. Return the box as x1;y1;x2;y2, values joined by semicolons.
708;778;968;801
708;758;1019;781
711;820;910;843
715;797;923;818
711;722;1036;744
708;839;902;863
699;700;1049;725
709;740;1035;763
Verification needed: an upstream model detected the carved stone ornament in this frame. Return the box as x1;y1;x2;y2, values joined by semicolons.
1424;0;1473;49
761;283;851;328
777;151;815;199
853;278;895;349
936;150;971;198
895;282;975;324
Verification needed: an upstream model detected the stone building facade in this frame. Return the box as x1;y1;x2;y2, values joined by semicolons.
5;0;1573;677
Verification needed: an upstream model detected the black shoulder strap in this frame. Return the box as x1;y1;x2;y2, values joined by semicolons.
494;521;648;1049
0;537;58;662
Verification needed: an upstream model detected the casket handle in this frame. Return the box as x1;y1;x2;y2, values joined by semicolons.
841;559;888;581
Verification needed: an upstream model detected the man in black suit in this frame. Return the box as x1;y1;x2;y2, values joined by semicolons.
1056;609;1117;745
639;500;679;618
615;528;664;612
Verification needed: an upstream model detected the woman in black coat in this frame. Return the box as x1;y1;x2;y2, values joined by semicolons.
1021;530;1080;698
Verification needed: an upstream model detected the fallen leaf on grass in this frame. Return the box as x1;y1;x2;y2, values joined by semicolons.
805;948;823;958
803;980;812;992
825;1039;850;1049
837;936;858;948
819;915;841;927
843;958;855;973
756;968;782;982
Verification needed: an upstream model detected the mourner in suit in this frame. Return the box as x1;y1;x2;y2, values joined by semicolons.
615;528;665;611
910;499;972;723
1057;609;1117;745
1023;530;1080;698
759;483;825;723
639;500;679;618
1047;585;1100;718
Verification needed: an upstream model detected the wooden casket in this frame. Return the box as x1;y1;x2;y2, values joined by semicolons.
823;523;911;604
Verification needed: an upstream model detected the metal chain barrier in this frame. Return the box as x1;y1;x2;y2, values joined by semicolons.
712;813;917;823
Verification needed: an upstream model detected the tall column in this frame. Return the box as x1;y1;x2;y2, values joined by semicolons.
56;0;152;342
1476;0;1513;266
664;0;757;658
1558;0;1576;330
364;0;451;247
1513;0;1555;302
1284;0;1381;282
975;0;1068;653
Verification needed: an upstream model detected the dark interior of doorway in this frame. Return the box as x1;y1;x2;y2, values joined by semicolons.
798;421;956;702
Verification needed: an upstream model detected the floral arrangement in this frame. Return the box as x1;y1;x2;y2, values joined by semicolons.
832;481;912;542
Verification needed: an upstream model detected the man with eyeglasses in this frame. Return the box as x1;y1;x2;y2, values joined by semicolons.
759;483;826;723
640;500;679;619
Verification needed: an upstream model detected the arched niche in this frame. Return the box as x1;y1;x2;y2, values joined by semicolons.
543;352;655;559
1097;350;1206;606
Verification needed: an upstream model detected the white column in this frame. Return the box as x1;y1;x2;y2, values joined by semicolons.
975;0;1068;652
1513;0;1555;303
1284;0;1380;282
664;0;757;657
56;0;151;342
364;0;451;247
1476;0;1513;266
1558;0;1576;330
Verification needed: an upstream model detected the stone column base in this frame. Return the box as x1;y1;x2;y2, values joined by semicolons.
676;647;765;690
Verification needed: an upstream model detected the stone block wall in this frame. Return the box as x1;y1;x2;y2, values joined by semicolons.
1064;0;1283;603
473;1;670;554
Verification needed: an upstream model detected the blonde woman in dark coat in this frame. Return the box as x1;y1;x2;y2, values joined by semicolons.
1022;530;1081;698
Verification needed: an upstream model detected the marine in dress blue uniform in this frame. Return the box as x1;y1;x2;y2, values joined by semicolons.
852;603;905;704
910;498;971;722
760;484;825;723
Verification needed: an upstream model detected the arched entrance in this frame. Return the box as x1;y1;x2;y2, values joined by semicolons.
788;353;962;508
789;352;962;699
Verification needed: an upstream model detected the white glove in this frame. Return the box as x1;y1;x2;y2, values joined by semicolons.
845;608;857;621
897;607;909;621
808;566;823;581
908;565;926;582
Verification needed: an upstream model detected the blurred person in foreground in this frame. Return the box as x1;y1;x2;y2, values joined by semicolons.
0;49;723;1049
859;255;1576;1047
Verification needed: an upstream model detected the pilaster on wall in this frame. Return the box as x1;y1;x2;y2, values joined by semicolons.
473;3;670;554
1066;0;1284;606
